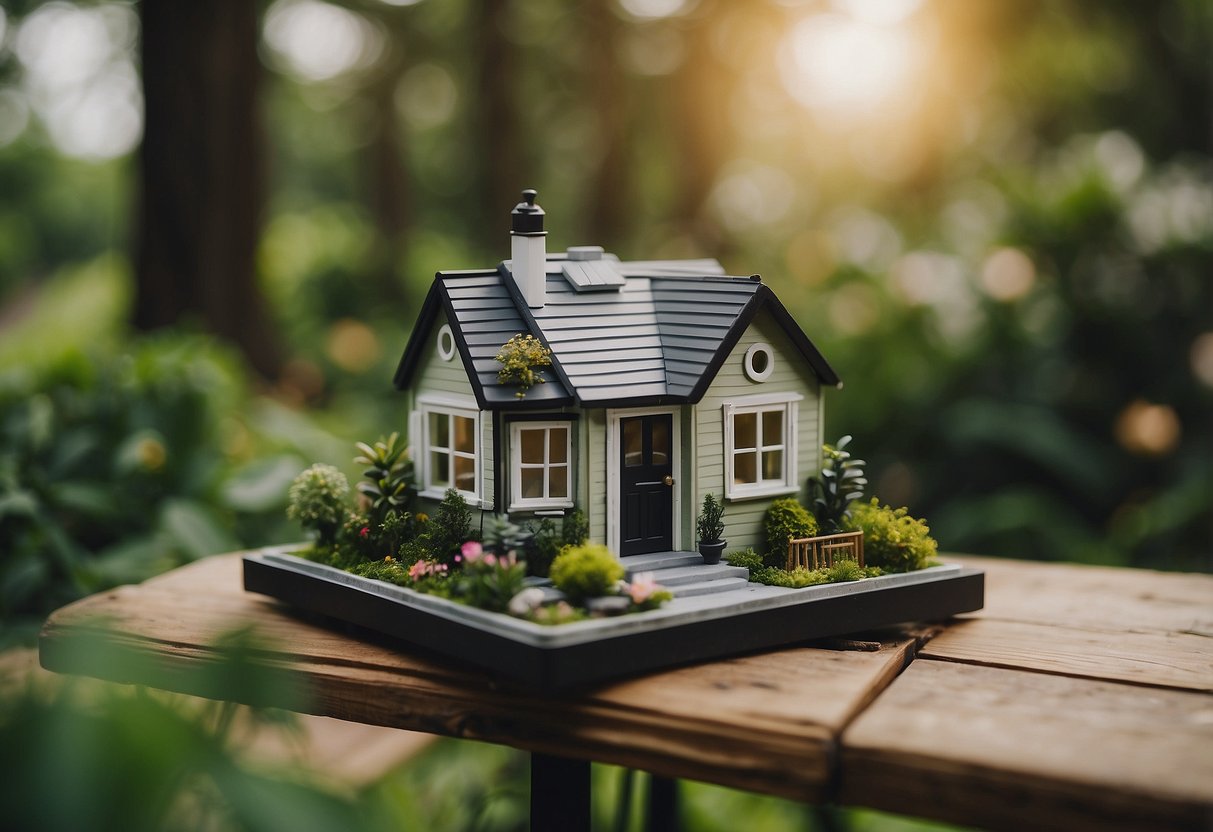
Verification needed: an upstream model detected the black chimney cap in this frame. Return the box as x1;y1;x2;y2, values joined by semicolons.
511;189;545;235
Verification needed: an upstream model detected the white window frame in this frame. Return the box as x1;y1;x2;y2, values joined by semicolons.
509;421;574;511
417;394;481;503
722;392;801;500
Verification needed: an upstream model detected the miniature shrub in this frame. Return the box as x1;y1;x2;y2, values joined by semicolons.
846;498;939;573
549;544;624;603
428;488;475;566
287;464;350;545
524;509;588;578
763;498;819;568
562;509;589;547
824;558;865;583
495;333;552;398
524;518;560;578
696;493;725;543
725;548;764;571
808;435;868;533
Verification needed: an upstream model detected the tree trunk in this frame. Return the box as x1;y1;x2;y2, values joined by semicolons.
134;0;281;379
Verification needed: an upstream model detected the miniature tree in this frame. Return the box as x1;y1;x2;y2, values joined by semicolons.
287;464;349;546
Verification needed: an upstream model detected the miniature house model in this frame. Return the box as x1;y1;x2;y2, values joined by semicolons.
394;190;840;558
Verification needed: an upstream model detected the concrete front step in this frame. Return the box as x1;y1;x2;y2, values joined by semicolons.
667;576;752;598
621;551;703;575
641;563;750;587
622;551;752;598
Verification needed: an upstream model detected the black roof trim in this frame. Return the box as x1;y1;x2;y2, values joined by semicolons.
685;283;840;402
393;270;576;411
392;275;448;391
496;263;584;406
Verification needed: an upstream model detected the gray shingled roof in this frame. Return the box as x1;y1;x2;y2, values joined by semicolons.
394;254;838;410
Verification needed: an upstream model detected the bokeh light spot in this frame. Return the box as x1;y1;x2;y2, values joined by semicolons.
264;0;383;83
1114;400;1181;457
326;318;382;374
1190;333;1213;388
979;247;1036;302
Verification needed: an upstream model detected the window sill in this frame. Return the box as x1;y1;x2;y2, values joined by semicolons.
419;488;489;510
507;500;575;514
724;484;800;501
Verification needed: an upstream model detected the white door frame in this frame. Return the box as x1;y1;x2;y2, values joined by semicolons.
605;406;681;556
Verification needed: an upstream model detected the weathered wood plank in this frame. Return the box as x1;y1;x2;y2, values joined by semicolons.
950;555;1213;634
839;660;1213;832
920;617;1213;692
38;554;914;802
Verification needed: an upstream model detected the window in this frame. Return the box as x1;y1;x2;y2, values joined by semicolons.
510;422;572;510
422;404;479;499
723;395;799;499
744;343;774;382
436;324;456;361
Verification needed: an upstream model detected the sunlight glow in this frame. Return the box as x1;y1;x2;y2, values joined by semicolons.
14;2;142;160
779;13;918;116
616;0;695;21
263;0;383;83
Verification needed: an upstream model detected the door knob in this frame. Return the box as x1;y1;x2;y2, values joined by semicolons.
663;475;675;486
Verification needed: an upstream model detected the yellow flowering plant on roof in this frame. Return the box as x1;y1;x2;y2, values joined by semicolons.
495;333;552;398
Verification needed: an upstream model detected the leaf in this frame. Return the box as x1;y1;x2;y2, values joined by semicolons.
159;499;238;560
221;455;305;512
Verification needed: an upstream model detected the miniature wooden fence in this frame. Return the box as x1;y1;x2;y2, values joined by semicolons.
786;530;865;571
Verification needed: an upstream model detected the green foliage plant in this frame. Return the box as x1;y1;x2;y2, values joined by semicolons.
808;435;867;533
696;493;725;543
286;464;349;545
562;508;589;547
495;333;552;398
763;498;819;568
482;514;526;556
450;542;528;613
428;488;475;567
846;498;939;573
353;432;415;527
526;508;590;578
725;548;764;571
549;544;624;604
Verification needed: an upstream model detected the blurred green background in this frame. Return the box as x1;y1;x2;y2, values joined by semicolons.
0;0;1209;829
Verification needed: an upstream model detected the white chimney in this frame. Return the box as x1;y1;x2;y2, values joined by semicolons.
510;189;547;308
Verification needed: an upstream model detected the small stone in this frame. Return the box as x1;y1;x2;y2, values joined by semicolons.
508;587;546;616
537;587;567;605
585;596;631;617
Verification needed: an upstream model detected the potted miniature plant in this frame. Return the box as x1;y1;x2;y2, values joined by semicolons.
696;493;726;565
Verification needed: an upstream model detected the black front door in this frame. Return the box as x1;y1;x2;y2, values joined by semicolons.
619;414;674;556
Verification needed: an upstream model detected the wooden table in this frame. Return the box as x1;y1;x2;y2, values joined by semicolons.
38;553;1213;831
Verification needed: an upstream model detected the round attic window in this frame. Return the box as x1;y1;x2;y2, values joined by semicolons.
436;324;456;361
744;343;774;382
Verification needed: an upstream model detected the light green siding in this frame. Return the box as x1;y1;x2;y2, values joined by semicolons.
411;311;494;512
693;312;822;553
587;409;607;544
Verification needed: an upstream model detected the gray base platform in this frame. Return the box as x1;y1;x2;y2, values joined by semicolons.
242;547;984;690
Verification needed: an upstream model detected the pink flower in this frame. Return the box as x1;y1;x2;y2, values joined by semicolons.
359;526;370;538
408;560;428;581
483;553;497;568
461;541;483;563
629;572;659;604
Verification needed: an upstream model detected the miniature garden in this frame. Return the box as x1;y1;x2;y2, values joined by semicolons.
285;432;939;622
286;433;672;625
